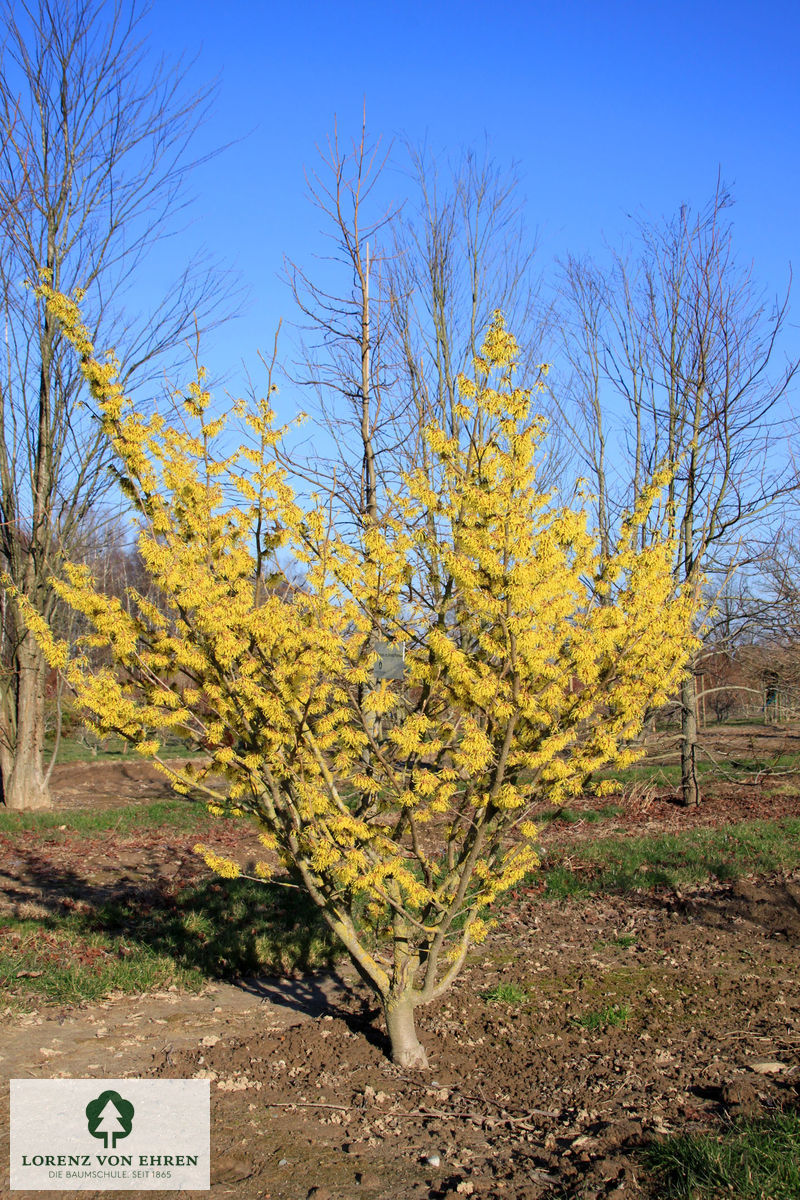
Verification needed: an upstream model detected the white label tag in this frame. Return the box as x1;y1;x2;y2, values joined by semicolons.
10;1079;210;1190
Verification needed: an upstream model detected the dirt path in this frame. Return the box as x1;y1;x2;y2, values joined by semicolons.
0;972;364;1080
0;969;366;1200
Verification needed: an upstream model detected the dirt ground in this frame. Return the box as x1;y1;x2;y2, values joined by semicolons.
0;740;799;1199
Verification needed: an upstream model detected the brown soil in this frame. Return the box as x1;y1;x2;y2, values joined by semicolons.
44;758;196;809
0;748;799;1199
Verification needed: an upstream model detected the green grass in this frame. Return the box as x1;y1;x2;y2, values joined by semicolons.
44;734;141;764
600;750;800;791
43;733;202;765
537;802;624;826
0;792;339;1008
643;1112;800;1199
107;876;339;978
0;797;215;838
0;923;200;1005
0;875;338;1008
541;817;800;898
4;800;800;1010
575;1001;631;1031
483;981;528;1005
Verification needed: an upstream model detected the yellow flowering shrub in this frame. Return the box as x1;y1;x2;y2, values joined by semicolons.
19;293;698;1067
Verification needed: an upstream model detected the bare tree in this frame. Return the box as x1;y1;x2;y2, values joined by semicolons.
388;142;546;455
557;186;797;805
286;123;550;527
285;115;399;526
0;0;235;809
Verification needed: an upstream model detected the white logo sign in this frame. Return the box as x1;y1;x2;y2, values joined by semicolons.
10;1079;210;1190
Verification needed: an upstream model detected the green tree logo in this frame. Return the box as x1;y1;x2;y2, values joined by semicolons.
85;1090;135;1149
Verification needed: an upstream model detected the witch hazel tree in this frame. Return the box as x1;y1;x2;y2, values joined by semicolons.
19;289;698;1068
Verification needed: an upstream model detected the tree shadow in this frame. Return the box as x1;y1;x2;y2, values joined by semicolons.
0;843;342;982
634;872;800;941
240;972;387;1053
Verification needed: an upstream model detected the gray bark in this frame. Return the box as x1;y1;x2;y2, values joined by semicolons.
383;995;428;1070
1;633;50;809
680;673;701;808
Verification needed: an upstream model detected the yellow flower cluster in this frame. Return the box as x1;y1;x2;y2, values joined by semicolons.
193;844;241;879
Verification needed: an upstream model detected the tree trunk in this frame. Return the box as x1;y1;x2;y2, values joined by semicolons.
2;634;51;810
679;673;701;808
384;995;428;1069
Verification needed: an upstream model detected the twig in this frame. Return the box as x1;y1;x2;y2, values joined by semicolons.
375;1076;559;1122
102;813;127;842
402;1106;549;1130
266;1100;349;1111
265;1098;557;1128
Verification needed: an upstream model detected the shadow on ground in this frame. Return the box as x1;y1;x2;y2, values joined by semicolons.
0;842;340;981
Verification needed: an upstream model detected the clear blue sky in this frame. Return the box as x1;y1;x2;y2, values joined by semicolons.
143;0;800;398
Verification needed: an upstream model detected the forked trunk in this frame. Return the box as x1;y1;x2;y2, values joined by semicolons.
679;673;700;808
384;995;428;1069
1;637;51;810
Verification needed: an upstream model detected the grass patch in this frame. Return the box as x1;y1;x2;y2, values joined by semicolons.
0;798;215;838
575;1001;630;1031
601;749;800;791
106;876;339;979
542;817;800;897
537;802;624;826
0;875;339;1009
44;734;202;765
483;982;528;1005
643;1112;800;1199
0;923;200;1005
